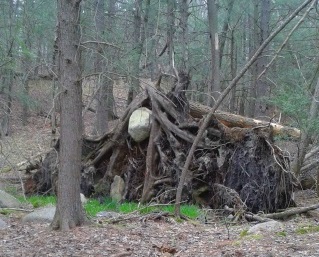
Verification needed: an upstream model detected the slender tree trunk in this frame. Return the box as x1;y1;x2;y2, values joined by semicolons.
255;0;271;118
293;75;319;176
207;0;220;106
247;0;259;118
219;0;235;68
51;26;59;147
127;0;142;105
127;0;150;105
179;0;189;72
93;0;109;135
21;2;32;126
145;1;158;81
229;29;237;112
167;0;175;67
51;0;87;231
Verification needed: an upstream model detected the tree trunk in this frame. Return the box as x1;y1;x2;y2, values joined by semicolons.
229;29;237;112
219;0;235;69
247;0;259;118
179;0;189;72
127;0;150;105
51;0;87;231
93;0;116;135
255;0;271;118
167;0;175;68
293;76;319;176
207;0;220;106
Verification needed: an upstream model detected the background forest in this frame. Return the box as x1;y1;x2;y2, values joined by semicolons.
0;0;319;209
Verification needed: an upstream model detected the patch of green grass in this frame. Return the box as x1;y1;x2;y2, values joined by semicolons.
277;231;287;237
240;229;249;238
0;209;14;215
3;186;20;198
23;195;201;220
118;202;140;213
27;195;56;208
296;225;319;235
84;198;200;219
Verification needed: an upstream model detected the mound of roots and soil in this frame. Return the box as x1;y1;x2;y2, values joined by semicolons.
25;72;296;214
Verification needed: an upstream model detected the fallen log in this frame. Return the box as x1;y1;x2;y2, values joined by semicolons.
262;203;319;219
189;101;300;139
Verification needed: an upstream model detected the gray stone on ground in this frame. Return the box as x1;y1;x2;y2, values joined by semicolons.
0;189;22;208
248;220;284;234
22;206;56;224
110;175;125;202
0;218;7;229
128;107;152;142
96;211;121;219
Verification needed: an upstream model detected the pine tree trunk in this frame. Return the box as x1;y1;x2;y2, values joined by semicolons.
51;0;87;231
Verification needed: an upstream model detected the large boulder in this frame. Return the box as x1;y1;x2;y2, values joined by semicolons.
110;175;125;202
248;220;284;235
22;206;56;223
0;190;22;208
128;107;152;142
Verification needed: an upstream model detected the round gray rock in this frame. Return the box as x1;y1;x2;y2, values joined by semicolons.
22;206;56;224
248;220;284;234
0;189;22;208
0;218;7;229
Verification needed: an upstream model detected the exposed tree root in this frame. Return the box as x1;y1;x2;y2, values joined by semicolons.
25;72;297;215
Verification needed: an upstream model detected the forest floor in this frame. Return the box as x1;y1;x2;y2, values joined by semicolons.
1;199;319;257
1;117;319;257
1;80;319;256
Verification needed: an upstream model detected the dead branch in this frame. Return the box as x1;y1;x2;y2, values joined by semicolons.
262;203;319;219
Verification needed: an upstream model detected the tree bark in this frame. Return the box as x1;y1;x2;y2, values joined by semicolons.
51;0;87;231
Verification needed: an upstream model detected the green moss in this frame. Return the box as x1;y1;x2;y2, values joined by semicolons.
296;225;319;234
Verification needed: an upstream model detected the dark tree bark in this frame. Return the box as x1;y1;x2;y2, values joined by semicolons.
51;0;87;231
